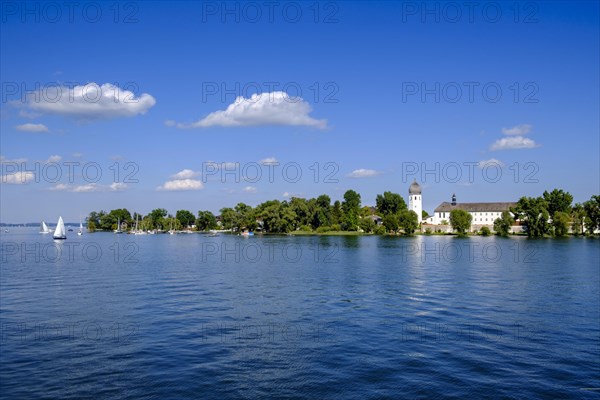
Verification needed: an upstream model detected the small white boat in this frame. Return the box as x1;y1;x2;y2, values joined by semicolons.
114;218;123;234
53;216;67;240
40;221;51;234
77;221;83;236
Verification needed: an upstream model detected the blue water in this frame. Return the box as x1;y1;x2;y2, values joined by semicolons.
1;229;599;399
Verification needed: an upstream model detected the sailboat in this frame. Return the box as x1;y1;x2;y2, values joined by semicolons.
134;215;146;235
40;221;51;234
53;216;67;240
77;221;83;236
114;218;123;234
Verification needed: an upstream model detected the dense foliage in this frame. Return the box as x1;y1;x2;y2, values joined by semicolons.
86;188;599;236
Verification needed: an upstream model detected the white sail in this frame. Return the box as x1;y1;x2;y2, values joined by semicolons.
40;221;51;233
78;222;83;235
53;216;66;239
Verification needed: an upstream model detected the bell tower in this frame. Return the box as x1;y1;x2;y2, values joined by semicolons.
408;179;422;223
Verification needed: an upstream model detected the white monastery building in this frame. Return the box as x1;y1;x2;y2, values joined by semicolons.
407;180;517;231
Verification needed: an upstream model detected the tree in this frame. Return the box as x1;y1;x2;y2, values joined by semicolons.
376;191;406;216
511;197;549;237
289;197;310;227
382;214;399;233
422;210;429;219
493;211;514;236
99;213;116;230
480;226;491;236
196;211;217;231
583;195;600;234
219;207;236;230
331;201;343;225
398;210;418;235
176;210;196;229
543;189;573;218
449;209;472;235
341;190;361;231
571;203;586;235
360;206;373;218
314;195;332;228
148;208;168;229
88;211;101;227
552;211;570;237
359;217;376;233
258;200;297;233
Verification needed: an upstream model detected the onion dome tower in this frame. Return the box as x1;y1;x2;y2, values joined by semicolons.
408;179;423;223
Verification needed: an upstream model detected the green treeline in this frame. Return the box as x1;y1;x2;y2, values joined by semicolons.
86;189;600;237
86;190;419;235
509;190;600;237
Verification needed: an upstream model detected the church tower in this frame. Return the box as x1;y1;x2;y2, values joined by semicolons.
408;179;422;223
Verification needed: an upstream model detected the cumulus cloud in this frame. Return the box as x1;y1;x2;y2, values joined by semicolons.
50;182;128;192
260;157;279;165
173;91;327;129
1;171;35;184
502;124;532;135
19;83;156;120
347;169;381;178
156;179;204;191
47;155;62;163
243;186;257;193
171;169;200;179
16;123;49;133
490;136;539;151
477;158;504;168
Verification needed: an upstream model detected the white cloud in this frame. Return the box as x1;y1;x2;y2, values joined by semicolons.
243;186;257;193
50;183;69;191
156;179;204;191
174;91;327;129
20;83;156;120
347;169;381;178
502;124;532;135
260;157;279;165
283;192;290;198
109;182;127;191
171;169;200;179
0;155;28;163
477;158;504;168
47;155;62;163
490;136;539;151
51;182;128;192
1;171;35;184
72;184;102;193
16;123;49;133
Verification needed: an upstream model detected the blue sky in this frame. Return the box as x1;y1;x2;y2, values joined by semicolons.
1;1;598;223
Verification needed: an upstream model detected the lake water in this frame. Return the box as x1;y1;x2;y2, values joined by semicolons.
1;229;599;399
